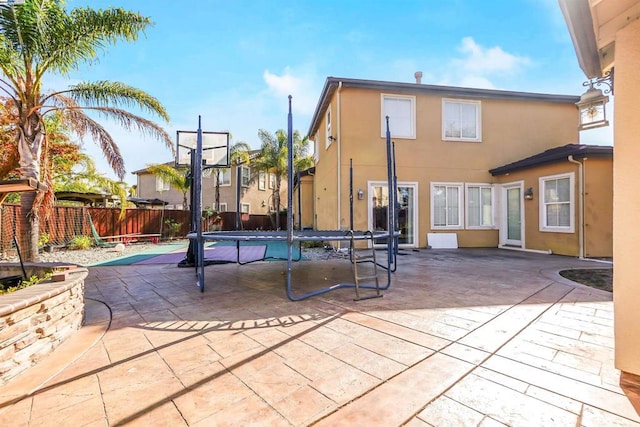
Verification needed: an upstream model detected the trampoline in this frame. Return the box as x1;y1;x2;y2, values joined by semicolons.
188;96;398;301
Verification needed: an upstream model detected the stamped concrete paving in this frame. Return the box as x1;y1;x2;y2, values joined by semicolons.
0;248;638;426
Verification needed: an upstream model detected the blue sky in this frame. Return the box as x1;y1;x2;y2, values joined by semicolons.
58;0;612;185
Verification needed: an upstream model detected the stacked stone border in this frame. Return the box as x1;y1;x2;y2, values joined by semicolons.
0;264;87;386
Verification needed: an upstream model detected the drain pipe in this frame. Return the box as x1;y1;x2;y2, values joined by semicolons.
336;81;343;230
568;155;584;258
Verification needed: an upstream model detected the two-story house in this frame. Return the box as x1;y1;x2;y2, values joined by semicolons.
305;76;612;257
132;152;287;216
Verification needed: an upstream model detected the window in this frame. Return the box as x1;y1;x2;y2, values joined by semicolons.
268;173;276;189
442;99;481;142
381;94;416;139
431;183;463;229
218;203;227;212
216;168;231;186
540;173;574;233
258;172;266;190
240;203;250;214
155;176;169;192
241;166;250;187
325;107;332;148
466;184;493;228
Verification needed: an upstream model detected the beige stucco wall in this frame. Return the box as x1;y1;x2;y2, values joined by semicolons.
583;157;613;258
613;18;640;376
312;86;580;248
294;175;314;229
492;158;612;257
136;166;286;215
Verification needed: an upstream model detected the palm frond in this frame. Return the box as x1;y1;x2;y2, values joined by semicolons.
49;81;169;122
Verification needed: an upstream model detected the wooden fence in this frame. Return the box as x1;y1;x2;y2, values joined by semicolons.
0;205;286;254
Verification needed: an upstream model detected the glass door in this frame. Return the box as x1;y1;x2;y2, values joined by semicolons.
369;182;417;247
505;185;523;246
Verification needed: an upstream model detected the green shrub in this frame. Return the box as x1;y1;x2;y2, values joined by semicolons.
0;272;52;295
70;235;93;250
38;232;50;247
164;219;182;238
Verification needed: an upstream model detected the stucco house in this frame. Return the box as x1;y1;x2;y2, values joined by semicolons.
132;153;286;215
303;76;612;257
559;0;640;386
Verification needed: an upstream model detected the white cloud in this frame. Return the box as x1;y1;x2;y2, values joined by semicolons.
262;66;320;116
433;37;532;90
456;36;530;74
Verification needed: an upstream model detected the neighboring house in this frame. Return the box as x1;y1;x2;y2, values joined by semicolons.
489;144;612;257
560;0;640;381
132;154;286;215
305;76;602;253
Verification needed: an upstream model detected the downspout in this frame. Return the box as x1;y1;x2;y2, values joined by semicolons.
568;155;584;258
337;81;343;230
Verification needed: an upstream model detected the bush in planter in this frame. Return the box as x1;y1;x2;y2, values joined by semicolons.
69;235;93;250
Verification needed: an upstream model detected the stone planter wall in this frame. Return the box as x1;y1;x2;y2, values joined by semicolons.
0;264;88;386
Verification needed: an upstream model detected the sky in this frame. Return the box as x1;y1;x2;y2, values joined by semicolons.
52;0;613;185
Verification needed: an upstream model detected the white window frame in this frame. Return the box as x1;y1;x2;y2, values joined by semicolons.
465;183;494;229
155;176;170;192
442;99;482;142
240;203;250;214
325;106;332;148
217;168;231;186
258;171;266;191
218;203;228;212
430;182;464;229
539;173;575;233
268;173;276;189
241;166;250;187
381;94;416;139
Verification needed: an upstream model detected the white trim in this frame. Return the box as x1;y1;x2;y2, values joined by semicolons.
430;182;464;230
258;171;266;191
240;166;250;187
539;172;575;233
218;203;228;212
465;183;495;229
325;106;332;148
218;168;231;187
240;202;250;214
442;98;482;142
368;180;419;248
381;93;416;139
499;181;525;247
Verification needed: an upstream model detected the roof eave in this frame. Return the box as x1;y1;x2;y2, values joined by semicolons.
559;0;603;79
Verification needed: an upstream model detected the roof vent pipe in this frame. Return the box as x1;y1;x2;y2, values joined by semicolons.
414;71;423;84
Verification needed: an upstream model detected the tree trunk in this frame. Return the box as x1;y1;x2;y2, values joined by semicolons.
19;192;39;262
18;131;44;262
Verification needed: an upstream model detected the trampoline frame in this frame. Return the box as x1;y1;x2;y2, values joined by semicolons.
188;96;398;300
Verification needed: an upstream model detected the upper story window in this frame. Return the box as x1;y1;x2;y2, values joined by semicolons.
381;94;416;139
217;168;231;186
269;173;276;189
325;107;332;148
431;182;463;229
258;172;266;190
218;202;228;212
241;166;250;187
466;184;493;228
540;173;574;233
155;176;170;192
442;99;481;142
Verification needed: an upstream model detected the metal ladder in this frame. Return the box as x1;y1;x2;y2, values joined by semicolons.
350;230;383;301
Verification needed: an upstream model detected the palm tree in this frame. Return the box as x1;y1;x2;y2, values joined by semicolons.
146;164;190;209
254;129;313;214
0;0;172;260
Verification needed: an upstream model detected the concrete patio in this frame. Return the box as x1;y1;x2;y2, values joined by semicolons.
0;248;637;426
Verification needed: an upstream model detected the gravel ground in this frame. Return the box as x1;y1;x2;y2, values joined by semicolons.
0;240;340;267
